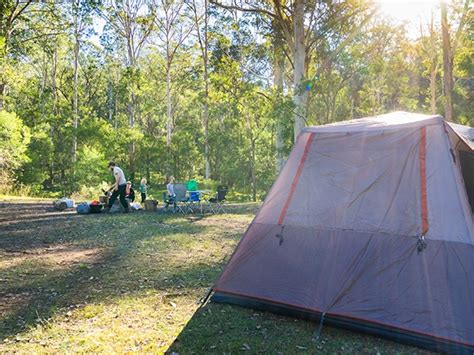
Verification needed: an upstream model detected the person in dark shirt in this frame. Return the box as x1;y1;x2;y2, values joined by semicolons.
125;181;135;202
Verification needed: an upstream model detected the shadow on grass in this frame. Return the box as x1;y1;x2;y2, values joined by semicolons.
0;201;430;353
0;254;224;337
167;300;433;354
0;206;223;341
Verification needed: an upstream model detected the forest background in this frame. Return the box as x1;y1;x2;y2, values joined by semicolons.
0;0;472;201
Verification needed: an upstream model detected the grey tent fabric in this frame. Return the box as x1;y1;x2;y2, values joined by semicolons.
213;112;474;352
447;122;474;151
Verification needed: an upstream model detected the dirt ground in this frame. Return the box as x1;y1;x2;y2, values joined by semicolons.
0;200;84;258
0;201;102;319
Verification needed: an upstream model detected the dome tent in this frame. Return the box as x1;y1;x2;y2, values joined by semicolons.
212;112;474;353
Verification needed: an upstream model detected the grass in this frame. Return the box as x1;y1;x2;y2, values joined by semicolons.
0;201;430;353
0;195;52;202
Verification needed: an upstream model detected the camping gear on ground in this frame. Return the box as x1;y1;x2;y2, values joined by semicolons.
144;199;158;212
89;200;103;213
186;179;198;191
212;112;474;353
130;202;142;210
207;186;227;213
109;199;128;213
53;198;75;211
76;203;91;214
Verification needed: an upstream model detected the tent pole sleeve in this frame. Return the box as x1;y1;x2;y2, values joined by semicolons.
419;127;429;235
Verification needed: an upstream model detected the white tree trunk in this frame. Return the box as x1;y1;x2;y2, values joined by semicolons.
430;63;438;114
203;0;210;179
72;3;80;171
441;1;454;122
292;0;307;142
274;34;285;173
166;60;172;147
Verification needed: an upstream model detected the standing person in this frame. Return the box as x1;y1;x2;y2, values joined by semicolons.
139;178;148;203
107;162;129;212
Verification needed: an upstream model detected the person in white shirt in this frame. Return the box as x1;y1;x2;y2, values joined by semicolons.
107;161;129;212
165;176;176;210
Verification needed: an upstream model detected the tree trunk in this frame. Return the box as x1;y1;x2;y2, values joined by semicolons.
292;0;307;142
72;5;80;173
203;0;210;179
52;45;58;116
39;52;47;122
166;60;172;147
428;15;438;115
430;63;438;114
127;53;137;179
251;138;256;202
441;1;454;122
0;29;10;111
114;94;118;130
273;20;285;173
0;83;5;111
50;44;58;188
108;80;114;124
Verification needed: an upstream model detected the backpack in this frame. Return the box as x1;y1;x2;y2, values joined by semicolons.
76;203;91;214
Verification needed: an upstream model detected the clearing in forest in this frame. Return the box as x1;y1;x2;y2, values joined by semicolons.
0;200;429;353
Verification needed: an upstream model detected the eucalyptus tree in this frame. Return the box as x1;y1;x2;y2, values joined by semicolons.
190;0;211;179
67;0;95;173
441;0;471;122
152;0;196;151
0;0;61;111
454;4;473;122
98;0;155;177
419;15;441;114
0;0;32;111
209;0;374;143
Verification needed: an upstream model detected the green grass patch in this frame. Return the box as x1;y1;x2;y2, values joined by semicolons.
0;202;429;353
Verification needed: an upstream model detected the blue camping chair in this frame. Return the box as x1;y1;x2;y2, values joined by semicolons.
188;190;202;213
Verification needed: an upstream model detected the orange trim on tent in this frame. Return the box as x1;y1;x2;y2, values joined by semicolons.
278;133;315;225
419;127;429;235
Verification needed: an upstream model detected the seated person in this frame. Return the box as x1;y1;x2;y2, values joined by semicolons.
125;181;135;202
165;176;176;210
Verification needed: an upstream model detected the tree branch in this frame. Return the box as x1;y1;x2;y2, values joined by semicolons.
209;0;276;20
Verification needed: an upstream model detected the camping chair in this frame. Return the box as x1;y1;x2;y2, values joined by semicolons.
174;183;192;213
162;192;176;212
207;186;228;213
188;191;202;213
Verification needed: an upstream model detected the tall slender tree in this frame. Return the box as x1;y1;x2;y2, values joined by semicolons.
441;0;471;122
98;0;155;177
191;0;210;179
153;0;195;149
0;0;35;111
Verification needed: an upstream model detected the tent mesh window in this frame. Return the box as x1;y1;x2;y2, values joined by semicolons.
459;150;474;213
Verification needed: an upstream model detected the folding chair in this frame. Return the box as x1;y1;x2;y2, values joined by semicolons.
174;183;192;213
162;192;176;212
188;191;202;213
208;186;228;213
